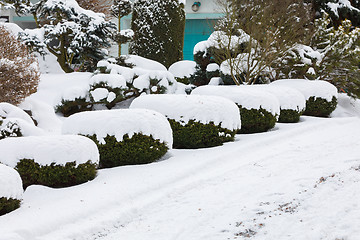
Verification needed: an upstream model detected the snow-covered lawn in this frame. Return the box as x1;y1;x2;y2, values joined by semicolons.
1;74;360;240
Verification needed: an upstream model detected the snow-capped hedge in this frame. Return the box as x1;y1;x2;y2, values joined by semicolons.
271;79;338;117
0;164;22;216
0;135;99;189
62;109;172;168
168;60;196;84
130;94;240;148
191;85;280;133
238;85;306;123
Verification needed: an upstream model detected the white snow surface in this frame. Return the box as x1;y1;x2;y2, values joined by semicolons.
0;164;23;200
0;135;99;168
124;55;167;71
0;118;45;137
0;22;23;37
62;109;173;147
271;79;338;101
130;94;241;131
191;85;280;116
89;74;127;89
0;102;34;125
90;88;109;102
168;60;196;78
206;63;219;72
238;85;306;111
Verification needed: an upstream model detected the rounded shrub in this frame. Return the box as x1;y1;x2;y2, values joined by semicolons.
87;133;168;168
238;85;306;123
0;135;99;189
271;79;338;117
303;96;337;117
62;109;173;168
191;85;280;134
168;119;236;149
130;94;241;149
0;164;23;216
15;159;97;189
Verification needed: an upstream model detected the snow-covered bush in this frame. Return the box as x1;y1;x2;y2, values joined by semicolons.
0;135;99;189
130;0;185;68
192;86;280;134
55;55;179;116
0;164;23;216
0;26;39;105
206;63;220;80
271;79;338;117
62;109;172;168
6;0;116;72
276;14;360;99
130;94;241;149
168;60;197;84
238;85;306;123
0;103;44;139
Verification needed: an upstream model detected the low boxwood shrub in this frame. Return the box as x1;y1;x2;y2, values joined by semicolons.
87;133;168;168
0;197;21;216
238;106;277;134
0;163;23;215
15;159;97;189
304;96;337;117
270;79;338;117
278;109;304;123
169;119;236;149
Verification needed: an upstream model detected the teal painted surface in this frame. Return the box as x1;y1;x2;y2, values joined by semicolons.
183;19;217;60
13;16;35;22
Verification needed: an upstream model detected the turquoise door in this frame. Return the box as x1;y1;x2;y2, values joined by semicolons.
183;19;217;60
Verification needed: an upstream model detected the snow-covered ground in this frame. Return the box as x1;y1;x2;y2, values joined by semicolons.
1;74;360;240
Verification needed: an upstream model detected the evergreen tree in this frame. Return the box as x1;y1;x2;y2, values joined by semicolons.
1;0;115;73
130;0;185;68
312;13;360;98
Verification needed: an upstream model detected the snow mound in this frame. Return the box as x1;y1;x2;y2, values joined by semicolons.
191;85;280;116
0;135;99;168
0;102;34;125
168;60;197;78
238;85;306;111
331;93;360;118
124;55;167;71
0;22;23;37
271;79;338;101
0;164;23;200
130;94;241;131
62;109;173;147
132;71;177;94
206;63;219;72
97;61;135;83
194;30;250;55
20;99;62;133
89;74;127;89
0;118;45;137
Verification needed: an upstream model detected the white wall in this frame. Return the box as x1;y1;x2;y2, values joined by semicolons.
184;0;222;14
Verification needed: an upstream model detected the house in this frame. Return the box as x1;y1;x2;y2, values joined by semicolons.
0;0;222;61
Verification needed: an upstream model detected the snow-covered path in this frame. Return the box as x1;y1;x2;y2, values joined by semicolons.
1;116;360;240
